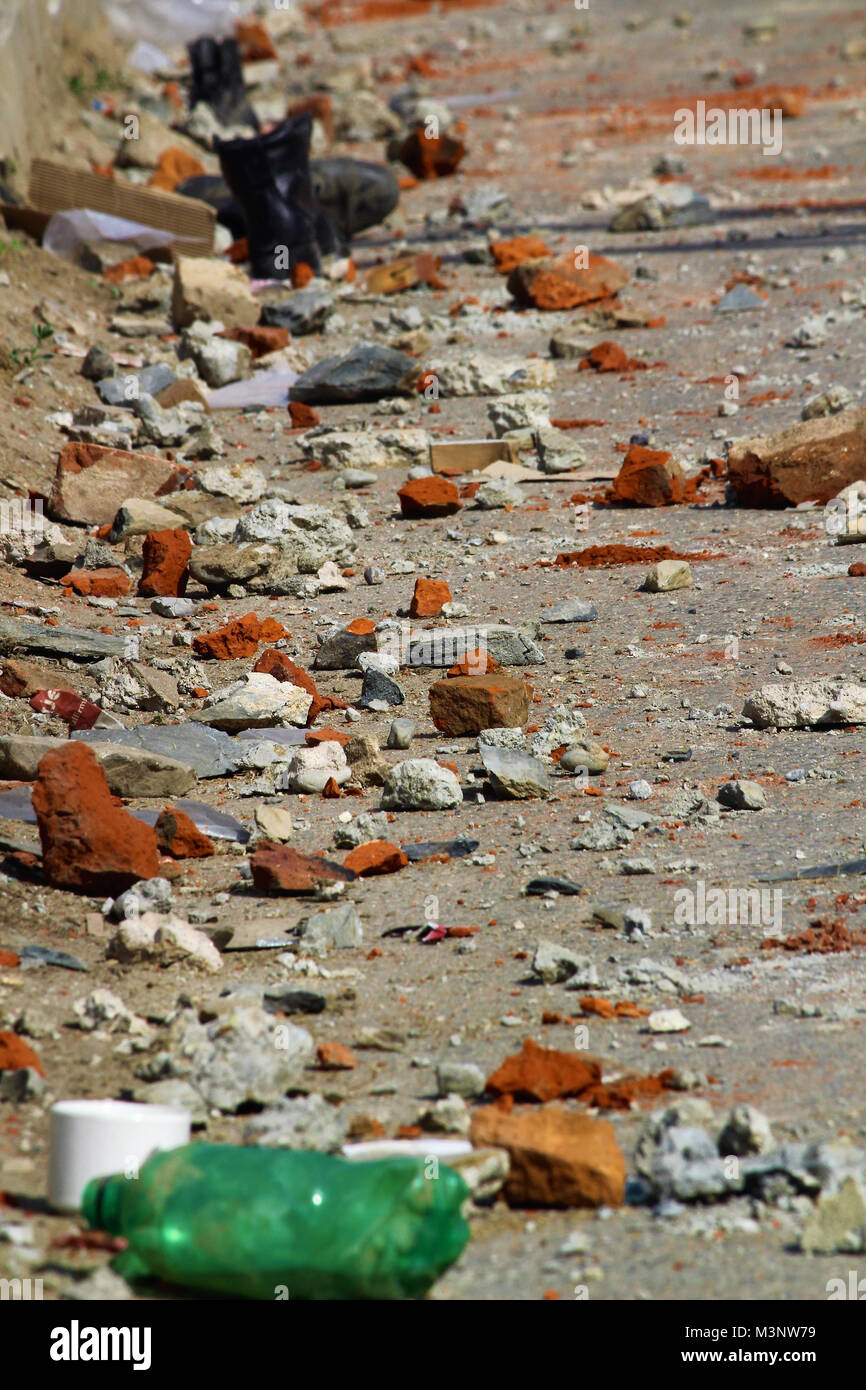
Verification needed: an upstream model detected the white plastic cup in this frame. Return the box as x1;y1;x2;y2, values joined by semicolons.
48;1099;191;1213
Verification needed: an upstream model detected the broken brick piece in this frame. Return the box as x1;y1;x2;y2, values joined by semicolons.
148;147;206;192
447;650;499;677
396;126;465;180
507;253;628;311
155;806;215;859
138;528;191;598
398;476;461;518
727;409;866;507
469;1104;625;1208
607;444;687;508
250;843;355;893
343;839;409;876
193;613;263;660
32;742;159;895
223;324;290;359
61;567;130;598
0;1032;45;1077
317;1041;356;1070
410;577;452;617
103;255;156;285
485;1038;601;1103
429;674;530;735
491;236;552;273
288;400;320;429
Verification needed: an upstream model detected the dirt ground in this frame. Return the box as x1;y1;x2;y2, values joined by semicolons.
2;0;866;1302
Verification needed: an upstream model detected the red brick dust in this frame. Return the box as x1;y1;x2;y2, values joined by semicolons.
578;997;650;1020
138;529;191;598
549;544;717;569
810;632;866;649
155;806;215;860
0;1032;45;1077
32;742;159;895
762;916;866;955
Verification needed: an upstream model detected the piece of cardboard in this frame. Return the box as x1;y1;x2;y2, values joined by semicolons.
430;439;519;474
28;159;215;257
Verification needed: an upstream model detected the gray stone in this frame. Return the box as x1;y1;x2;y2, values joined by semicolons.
543;599;599;623
717;779;767;810
314;627;378;670
109;497;186;541
419;1094;470;1136
299;903;363;952
801;1177;866;1254
0;618;127;662
243;1094;348;1152
435;1061;486;1099
179;333;250;387
0;736;195;797
479;744;551;800
191;673;312;732
151;597;195;618
531;940;598;986
478;727;526;751
475;477;523;509
381;758;462;811
109;877;174;922
387;718;415;749
643;559;692;593
559;741;609;774
96;363;175;407
138;1003;313;1113
715;284;766;313
742;680;866;730
572;820;633;852
718;1104;774;1157
290;342;416;404
108;912;223;972
364;565;385;585
74;723;237;778
81;344;115;381
359;667;404;708
261;286;335;335
399;624;544;669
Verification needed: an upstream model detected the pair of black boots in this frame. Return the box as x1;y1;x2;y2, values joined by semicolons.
182;36;399;280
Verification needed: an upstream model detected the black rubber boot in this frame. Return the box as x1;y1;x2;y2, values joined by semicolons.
255;117;340;258
310;158;400;253
215;119;321;278
187;35;259;131
176;158;399;252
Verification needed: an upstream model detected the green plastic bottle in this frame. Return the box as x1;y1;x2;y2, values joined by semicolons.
82;1143;470;1300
